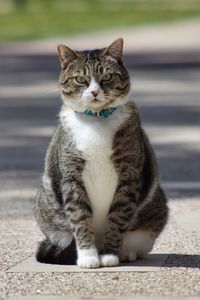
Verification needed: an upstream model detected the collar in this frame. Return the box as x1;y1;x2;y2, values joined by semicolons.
76;107;117;119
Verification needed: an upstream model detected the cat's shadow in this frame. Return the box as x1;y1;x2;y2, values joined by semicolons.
52;253;200;269
164;253;200;269
120;253;200;269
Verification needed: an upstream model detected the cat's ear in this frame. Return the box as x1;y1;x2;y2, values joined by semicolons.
103;38;124;62
57;44;79;69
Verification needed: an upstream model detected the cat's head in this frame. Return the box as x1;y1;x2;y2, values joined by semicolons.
57;38;130;112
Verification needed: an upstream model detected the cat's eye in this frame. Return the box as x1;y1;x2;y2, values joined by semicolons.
75;76;87;84
102;73;112;82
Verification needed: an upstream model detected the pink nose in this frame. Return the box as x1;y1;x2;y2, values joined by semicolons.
91;90;99;97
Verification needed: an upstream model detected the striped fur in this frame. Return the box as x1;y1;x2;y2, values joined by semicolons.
35;39;168;268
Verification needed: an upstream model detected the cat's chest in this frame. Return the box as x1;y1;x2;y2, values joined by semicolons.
78;124;118;224
75;120;118;215
65;111;120;197
61;109;127;248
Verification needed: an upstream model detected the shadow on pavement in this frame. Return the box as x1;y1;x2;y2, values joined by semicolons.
165;254;200;268
0;50;200;188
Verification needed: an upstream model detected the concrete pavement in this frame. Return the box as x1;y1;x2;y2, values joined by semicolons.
0;19;200;299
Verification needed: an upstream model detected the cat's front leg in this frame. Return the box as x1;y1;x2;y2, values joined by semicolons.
73;217;100;268
63;182;99;268
99;209;124;267
100;184;138;267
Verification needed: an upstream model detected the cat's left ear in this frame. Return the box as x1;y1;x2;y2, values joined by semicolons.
57;44;79;69
103;38;124;62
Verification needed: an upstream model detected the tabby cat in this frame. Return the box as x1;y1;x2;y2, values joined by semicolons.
35;38;168;268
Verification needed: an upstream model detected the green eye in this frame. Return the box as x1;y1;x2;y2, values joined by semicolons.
75;76;86;84
102;73;112;82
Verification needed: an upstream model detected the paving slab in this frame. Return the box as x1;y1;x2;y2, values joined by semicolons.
7;253;168;273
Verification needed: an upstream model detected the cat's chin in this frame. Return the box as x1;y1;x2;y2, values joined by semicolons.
85;102;108;111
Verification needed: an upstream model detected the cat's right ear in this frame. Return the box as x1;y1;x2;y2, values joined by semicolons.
57;44;79;69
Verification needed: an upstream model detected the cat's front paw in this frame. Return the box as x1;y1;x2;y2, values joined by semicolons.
77;256;100;268
77;248;100;268
99;254;119;267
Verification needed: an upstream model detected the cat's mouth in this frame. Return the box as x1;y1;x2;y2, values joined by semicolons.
85;98;107;110
92;98;100;103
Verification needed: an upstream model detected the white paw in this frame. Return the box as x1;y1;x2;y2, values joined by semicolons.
77;247;100;269
99;254;119;267
77;256;100;268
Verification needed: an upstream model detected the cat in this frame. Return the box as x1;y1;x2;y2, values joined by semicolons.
35;38;168;268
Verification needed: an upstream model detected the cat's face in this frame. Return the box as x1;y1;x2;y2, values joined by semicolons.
57;39;130;112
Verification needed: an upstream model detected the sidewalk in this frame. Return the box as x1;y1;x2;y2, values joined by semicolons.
0;19;200;300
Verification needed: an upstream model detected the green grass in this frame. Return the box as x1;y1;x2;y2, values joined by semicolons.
0;1;200;41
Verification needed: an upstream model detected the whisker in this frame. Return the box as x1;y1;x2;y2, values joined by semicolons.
115;99;127;113
115;100;133;115
105;92;122;97
75;98;83;104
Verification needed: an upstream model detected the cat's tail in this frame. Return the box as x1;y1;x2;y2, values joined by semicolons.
36;239;77;265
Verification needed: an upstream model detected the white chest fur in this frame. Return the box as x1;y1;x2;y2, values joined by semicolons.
60;109;128;250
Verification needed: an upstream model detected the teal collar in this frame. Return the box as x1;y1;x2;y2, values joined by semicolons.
79;107;117;119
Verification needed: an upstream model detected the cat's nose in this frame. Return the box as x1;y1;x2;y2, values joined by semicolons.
91;90;99;97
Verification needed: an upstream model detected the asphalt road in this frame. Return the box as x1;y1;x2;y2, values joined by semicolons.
0;52;200;190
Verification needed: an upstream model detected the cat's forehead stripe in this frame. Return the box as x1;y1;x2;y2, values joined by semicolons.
84;61;101;77
78;49;118;77
85;63;91;76
82;49;101;62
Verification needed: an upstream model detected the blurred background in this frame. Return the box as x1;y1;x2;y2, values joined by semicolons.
0;0;200;225
0;0;200;41
0;1;200;297
1;0;200;187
